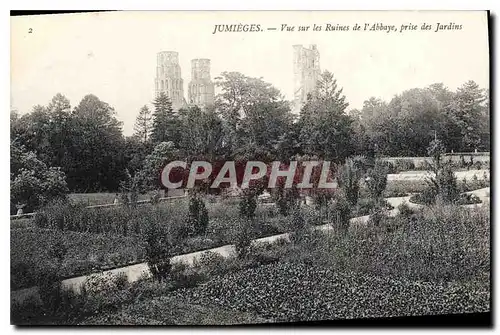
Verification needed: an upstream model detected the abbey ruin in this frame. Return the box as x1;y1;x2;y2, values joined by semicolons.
155;51;215;111
293;44;321;114
155;44;321;114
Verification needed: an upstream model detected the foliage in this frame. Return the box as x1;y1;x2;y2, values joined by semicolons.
329;190;351;233
239;190;258;219
133;105;153;143
272;182;300;216
151;92;179;145
172;262;489;323
337;158;361;206
365;160;388;200
145;221;173;282
10;142;68;214
234;219;253;259
187;193;210;236
298;71;354;161
135;141;178;191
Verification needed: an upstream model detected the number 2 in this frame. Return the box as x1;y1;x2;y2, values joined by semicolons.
28;28;32;33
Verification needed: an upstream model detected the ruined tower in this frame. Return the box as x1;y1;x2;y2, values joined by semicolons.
155;51;187;110
188;59;215;108
293;44;321;114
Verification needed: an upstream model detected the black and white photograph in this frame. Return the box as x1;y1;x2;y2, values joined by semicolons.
9;10;491;326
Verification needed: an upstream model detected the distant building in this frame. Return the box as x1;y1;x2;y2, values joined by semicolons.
188;59;215;109
293;44;321;114
155;51;188;110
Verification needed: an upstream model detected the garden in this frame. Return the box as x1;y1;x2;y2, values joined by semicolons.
10;144;491;325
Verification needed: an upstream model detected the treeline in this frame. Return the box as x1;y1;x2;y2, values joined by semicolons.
10;70;489;212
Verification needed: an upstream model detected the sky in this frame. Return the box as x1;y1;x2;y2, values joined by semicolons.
11;11;489;135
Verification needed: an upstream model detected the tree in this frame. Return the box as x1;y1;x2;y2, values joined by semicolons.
177;105;226;161
135;141;179;191
10;142;68;214
448;80;487;152
235;99;293;161
365;160;388;200
69;94;127;192
337;158;361;207
123;136;153;177
424;139;459;204
133;105;153;143
151;92;178;145
214;72;290;158
298;70;354;162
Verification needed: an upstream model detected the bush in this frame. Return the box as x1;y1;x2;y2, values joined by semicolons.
169;262;207;290
187;193;209;236
145;222;172;282
409;187;437;205
239;191;257;219
393;159;416;172
273;183;300;217
288;207;310;244
397;201;414;217
435;165;460;204
365;160;388;200
455;193;482;205
337;158;361;206
10;142;69;214
329;191;351;233
234;219;253;259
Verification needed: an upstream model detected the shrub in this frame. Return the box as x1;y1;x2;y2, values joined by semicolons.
455;193;482;205
145;222;172;282
187;193;209;236
288;207;310;244
394;159;416;172
10;142;69;214
169;262;207;290
337;158;361;207
397;201;414;217
330;191;351;234
239;191;257;219
273;182;300;216
367;205;388;227
197;251;227;276
409;187;436;205
234;219;253;259
365;160;388;200
435;165;460;204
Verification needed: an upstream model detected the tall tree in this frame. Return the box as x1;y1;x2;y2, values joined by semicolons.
134;105;153;142
151;92;178;145
448;80;487;151
69;94;127;192
214;71;292;159
46;93;72;169
298;70;353;162
178;105;226;161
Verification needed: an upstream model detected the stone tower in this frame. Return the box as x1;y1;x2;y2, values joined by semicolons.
155;51;187;110
188;59;215;108
293;44;321;114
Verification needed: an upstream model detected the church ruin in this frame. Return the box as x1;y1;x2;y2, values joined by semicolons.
188;59;215;108
155;51;188;110
293;44;321;114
